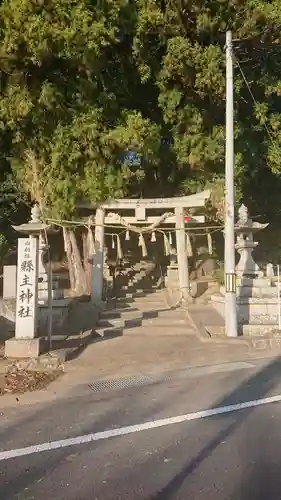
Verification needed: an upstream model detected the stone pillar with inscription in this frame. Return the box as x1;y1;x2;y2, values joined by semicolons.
5;237;45;358
5;204;52;358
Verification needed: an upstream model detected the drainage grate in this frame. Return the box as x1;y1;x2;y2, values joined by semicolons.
88;374;167;392
88;361;254;393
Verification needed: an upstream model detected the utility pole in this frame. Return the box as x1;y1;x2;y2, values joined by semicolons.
224;30;238;337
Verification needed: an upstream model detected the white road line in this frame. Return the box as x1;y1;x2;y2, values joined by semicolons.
1;394;281;461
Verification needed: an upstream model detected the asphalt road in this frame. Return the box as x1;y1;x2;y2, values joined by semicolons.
1;356;281;499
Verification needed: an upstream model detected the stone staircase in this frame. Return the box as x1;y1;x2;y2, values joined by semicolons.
94;288;196;338
112;260;163;297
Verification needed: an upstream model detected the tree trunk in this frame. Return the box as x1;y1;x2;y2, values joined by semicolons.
63;227;76;293
63;227;87;295
82;230;92;295
69;229;87;295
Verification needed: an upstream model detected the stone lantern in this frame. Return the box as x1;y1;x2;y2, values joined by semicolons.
211;204;281;336
234;204;268;278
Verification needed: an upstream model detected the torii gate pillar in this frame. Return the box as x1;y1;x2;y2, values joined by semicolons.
91;207;105;303
175;206;190;301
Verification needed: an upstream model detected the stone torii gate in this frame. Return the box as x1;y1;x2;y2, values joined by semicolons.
81;190;211;303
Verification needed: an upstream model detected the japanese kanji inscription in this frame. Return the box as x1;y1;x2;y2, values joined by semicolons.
15;238;39;339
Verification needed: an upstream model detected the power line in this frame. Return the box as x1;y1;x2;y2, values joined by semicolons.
233;49;279;152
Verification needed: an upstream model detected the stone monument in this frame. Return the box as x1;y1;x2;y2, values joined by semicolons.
5;205;53;357
10;205;69;350
4;235;44;358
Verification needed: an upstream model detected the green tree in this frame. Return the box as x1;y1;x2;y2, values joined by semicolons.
2;0;281;278
133;0;281;212
0;0;161;291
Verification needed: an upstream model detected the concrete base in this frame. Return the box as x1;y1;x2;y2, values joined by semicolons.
241;324;279;336
211;281;281;336
5;337;46;359
38;298;72;334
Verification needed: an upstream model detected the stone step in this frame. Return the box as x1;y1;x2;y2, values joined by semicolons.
239;316;279;325
132;301;169;309
142;316;187;326
105;306;173;316
123;326;195;336
116;290;161;299
106;297;168;309
94;327;123;338
116;291;146;298
131;303;168;310
198;324;281;338
107;297;136;306
237;297;280;304
94;325;195;338
132;294;167;302
241;324;279;336
106;301;137;310
101;308;183;320
102;307;141;317
107;301;167;312
123;284;161;292
122;286;162;292
97;315;188;329
237;287;279;298
113;292;165;300
246;336;281;350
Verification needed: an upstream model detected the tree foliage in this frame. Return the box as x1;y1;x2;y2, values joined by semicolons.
133;1;281;212
1;0;281;223
0;0;161;220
